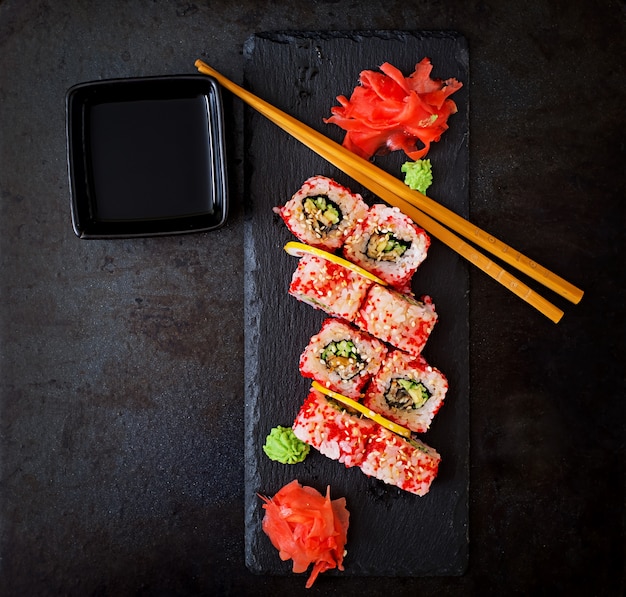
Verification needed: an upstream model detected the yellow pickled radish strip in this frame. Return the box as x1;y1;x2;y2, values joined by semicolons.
284;241;388;286
311;380;412;439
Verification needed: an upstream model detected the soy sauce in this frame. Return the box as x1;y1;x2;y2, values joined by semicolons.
87;96;214;221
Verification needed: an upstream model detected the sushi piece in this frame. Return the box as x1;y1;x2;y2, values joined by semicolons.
292;387;377;468
274;175;369;251
354;285;438;356
292;386;441;496
343;204;430;290
299;318;387;399
360;425;441;497
288;253;373;322
311;379;413;439
363;350;448;433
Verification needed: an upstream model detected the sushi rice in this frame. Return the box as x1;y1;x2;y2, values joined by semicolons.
288;253;373;322
363;350;448;433
354;284;438;357
277;176;446;496
292;387;377;468
274;175;369;251
299;318;387;399
343;204;430;290
292;387;441;496
359;424;441;497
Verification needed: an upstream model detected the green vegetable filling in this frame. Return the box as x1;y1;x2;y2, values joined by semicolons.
366;230;411;262
320;340;365;380
385;378;432;410
302;195;342;235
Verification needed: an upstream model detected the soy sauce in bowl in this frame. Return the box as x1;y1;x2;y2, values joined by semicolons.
66;75;228;238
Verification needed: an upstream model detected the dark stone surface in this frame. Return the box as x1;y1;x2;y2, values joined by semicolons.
243;30;469;578
0;1;623;596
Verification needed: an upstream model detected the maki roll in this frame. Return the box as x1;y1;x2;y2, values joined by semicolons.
363;350;448;433
274;175;369;251
359;425;441;497
299;318;387;399
292;385;441;496
354;285;438;357
288;253;373;322
292;387;377;468
343;204;430;290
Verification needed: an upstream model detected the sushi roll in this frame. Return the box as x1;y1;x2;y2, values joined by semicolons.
363;350;448;433
360;425;441;496
354;285;438;357
343;204;430;290
288;253;373;322
292;387;377;468
292;386;441;496
274;175;369;251
299;318;387;399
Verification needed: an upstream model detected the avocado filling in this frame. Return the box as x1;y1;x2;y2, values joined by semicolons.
320;339;365;380
366;230;411;262
385;378;431;410
302;195;342;236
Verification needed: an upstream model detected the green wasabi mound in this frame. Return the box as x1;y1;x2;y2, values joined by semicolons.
263;426;310;464
401;159;433;194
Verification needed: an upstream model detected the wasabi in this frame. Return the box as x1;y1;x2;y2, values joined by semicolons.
263;425;310;464
401;159;433;194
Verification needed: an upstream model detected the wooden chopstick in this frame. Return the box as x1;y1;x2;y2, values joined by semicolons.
195;59;581;322
300;134;565;323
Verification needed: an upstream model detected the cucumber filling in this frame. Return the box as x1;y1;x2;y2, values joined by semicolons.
320;339;365;380
302;195;342;236
366;230;411;262
385;378;431;409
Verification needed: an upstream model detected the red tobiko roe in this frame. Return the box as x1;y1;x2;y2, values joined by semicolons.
260;479;350;588
324;58;463;161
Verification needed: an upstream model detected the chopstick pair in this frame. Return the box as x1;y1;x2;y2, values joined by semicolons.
195;59;583;323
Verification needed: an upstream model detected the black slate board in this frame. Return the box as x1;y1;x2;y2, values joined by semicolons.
243;31;470;578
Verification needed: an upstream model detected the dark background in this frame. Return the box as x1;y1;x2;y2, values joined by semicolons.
0;1;623;596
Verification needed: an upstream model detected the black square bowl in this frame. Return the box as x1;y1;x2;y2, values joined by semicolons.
66;75;228;238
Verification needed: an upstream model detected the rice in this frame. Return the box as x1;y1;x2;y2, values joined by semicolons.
292;387;441;496
343;204;430;290
299;318;387;399
354;285;438;356
359;426;441;496
363;350;448;433
274;175;369;251
292;387;377;468
288;254;373;322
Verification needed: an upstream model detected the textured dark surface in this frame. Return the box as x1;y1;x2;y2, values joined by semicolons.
0;1;624;596
243;30;470;578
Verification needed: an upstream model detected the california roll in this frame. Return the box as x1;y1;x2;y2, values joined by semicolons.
292;385;441;496
360;425;441;497
299;318;387;399
343;204;430;290
363;350;448;433
292;387;377;468
274;175;369;251
354;285;437;356
288;253;373;322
